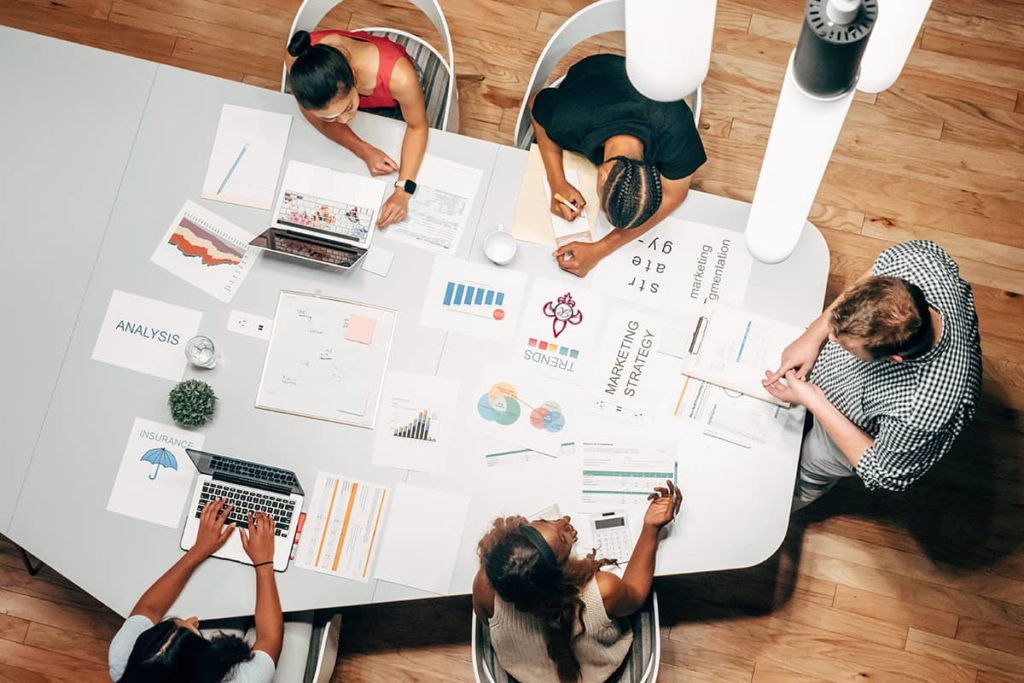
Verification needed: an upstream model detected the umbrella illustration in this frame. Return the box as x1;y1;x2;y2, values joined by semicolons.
140;448;178;480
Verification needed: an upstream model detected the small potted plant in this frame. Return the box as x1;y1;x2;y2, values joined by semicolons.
168;379;217;427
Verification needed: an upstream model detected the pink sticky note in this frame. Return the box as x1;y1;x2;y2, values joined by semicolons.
345;315;376;344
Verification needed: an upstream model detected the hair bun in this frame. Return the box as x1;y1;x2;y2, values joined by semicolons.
287;30;312;58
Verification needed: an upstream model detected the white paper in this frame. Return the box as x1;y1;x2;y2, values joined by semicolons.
92;291;202;382
272;161;386;247
592;218;753;315
361;247;395;277
256;292;396;427
420;255;529;343
151;201;258;303
201;105;292;210
585;301;682;424
467;361;580;456
579;439;677;508
672;376;793;449
683;303;804;406
383;155;482;254
372;373;461;473
374;484;471;594
295;472;389;581
106;418;205;528
543;171;592;246
513;277;606;381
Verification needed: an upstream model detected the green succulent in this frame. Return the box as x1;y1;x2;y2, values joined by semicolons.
168;379;217;427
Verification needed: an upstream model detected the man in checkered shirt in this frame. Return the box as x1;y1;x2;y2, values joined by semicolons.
762;240;981;508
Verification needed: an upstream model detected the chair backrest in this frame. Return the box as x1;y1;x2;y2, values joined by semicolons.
283;0;458;131
513;0;702;149
471;591;661;683
362;28;451;131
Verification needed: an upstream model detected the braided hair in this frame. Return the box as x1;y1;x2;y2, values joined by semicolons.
601;156;663;230
286;30;356;110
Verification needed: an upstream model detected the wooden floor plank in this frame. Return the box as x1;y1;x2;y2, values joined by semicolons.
906;627;1024;678
832;584;960;638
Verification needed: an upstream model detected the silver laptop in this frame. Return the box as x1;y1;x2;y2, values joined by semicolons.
181;449;304;572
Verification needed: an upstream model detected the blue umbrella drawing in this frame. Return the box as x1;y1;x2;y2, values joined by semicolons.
140;448;178;480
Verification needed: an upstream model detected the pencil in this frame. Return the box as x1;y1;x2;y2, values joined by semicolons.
217;144;248;194
553;192;581;214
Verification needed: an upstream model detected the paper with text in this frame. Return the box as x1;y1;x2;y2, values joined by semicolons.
295;472;389;581
580;439;677;508
372;372;461;473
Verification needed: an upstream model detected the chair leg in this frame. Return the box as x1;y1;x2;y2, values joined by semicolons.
20;547;43;576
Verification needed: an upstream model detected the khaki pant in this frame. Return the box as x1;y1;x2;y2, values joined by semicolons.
794;417;856;510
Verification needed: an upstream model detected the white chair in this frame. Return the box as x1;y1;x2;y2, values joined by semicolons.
472;592;661;683
283;0;459;132
513;0;701;149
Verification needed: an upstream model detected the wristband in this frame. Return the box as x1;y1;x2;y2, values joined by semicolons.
253;560;274;568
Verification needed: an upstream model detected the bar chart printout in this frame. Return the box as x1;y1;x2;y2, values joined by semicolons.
442;280;506;320
394;409;436;442
372;372;461;473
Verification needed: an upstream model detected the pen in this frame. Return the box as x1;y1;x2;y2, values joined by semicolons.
289;512;306;562
553;192;581;214
217;144;249;194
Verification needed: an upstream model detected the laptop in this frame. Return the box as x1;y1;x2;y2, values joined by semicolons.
249;161;386;270
180;449;304;572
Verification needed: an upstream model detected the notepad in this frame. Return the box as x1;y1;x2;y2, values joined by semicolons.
345;315;377;344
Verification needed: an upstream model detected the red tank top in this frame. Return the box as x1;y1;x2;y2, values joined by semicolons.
309;30;412;109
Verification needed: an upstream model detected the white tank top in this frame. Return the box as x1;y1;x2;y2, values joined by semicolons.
488;577;633;682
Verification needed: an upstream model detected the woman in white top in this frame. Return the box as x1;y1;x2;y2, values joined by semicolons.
472;482;682;683
107;499;282;683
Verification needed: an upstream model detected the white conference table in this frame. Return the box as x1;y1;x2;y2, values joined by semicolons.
1;27;829;619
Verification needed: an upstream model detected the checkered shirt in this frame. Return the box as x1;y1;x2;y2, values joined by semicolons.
808;241;982;492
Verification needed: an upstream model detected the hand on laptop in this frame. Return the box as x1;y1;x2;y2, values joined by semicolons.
190;498;236;559
240;512;276;565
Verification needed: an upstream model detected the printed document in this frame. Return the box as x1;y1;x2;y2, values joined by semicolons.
383;155;482;254
580;439;677;507
295;472;389;581
673;377;793;449
201;105;292;210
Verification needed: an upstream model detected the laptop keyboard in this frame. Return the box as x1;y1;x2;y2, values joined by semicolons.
196;481;295;537
208;455;300;490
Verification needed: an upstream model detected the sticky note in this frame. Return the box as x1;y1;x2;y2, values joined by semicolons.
338;385;369;416
345;315;376;344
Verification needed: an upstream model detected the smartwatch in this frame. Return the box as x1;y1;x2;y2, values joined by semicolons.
395;178;417;195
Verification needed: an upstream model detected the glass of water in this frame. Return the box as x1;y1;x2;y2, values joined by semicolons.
184;335;217;369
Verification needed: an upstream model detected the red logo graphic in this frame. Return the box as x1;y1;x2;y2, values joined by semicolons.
542;292;583;338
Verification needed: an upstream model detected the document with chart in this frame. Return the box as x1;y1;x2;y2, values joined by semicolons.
201;104;292;210
371;372;461;473
579;439;678;508
151;200;258;303
420;255;529;343
271;161;386;244
682;303;804;406
671;376;795;449
383;155;482;255
294;472;389;582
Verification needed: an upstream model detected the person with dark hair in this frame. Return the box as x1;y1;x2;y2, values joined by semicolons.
108;499;283;682
472;481;682;682
762;240;982;508
285;28;429;228
530;54;707;277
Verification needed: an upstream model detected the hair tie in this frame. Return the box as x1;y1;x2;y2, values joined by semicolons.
520;525;558;568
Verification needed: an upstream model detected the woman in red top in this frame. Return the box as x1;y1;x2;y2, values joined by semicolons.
286;29;429;228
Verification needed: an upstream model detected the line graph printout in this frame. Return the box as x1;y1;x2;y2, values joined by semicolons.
151;201;258;302
371;372;460;473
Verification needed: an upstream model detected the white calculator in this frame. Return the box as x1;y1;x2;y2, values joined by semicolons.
591;511;632;563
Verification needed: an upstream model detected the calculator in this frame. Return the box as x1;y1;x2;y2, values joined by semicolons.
591;511;632;563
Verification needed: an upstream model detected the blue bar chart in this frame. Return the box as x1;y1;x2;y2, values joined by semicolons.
442;280;506;318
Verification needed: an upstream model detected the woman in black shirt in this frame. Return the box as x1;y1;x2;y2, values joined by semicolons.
531;54;707;277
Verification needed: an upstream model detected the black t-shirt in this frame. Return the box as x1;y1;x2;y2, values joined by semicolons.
531;54;707;180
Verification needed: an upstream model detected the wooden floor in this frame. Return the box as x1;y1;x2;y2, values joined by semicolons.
2;0;1023;680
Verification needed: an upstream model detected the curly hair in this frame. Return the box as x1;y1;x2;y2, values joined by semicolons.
601;156;663;230
478;516;617;682
119;619;253;683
